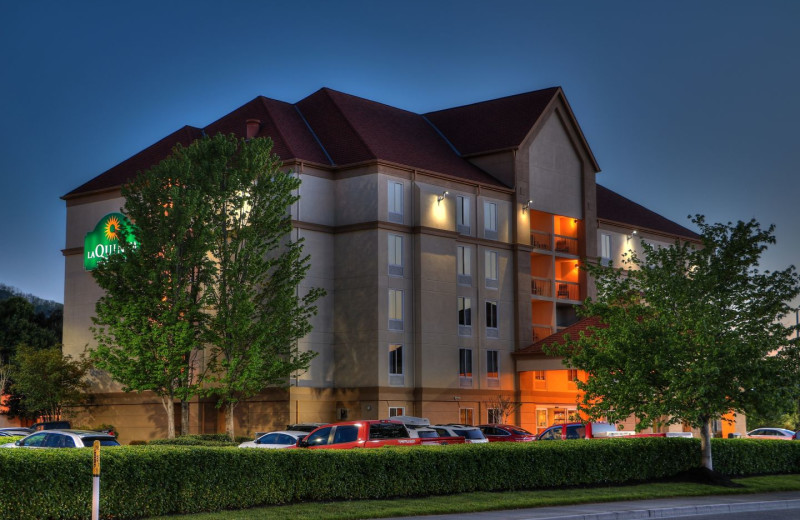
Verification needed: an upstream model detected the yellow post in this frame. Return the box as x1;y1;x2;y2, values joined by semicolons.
92;440;100;520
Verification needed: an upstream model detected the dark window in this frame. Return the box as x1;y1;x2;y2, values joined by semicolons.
20;433;46;447
459;348;473;377
417;430;439;438
369;423;408;440
486;301;498;329
538;428;560;441
306;427;333;446
565;425;586;439
80;437;119;447
454;429;485;440
276;434;298;445
258;433;279;445
333;425;360;444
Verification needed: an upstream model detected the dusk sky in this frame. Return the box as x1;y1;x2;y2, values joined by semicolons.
2;1;798;318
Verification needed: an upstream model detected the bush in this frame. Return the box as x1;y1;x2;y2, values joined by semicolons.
0;438;798;519
147;434;249;447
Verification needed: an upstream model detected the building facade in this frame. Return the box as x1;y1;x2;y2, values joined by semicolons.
62;87;744;442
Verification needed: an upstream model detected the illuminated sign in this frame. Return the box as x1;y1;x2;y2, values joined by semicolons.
84;213;139;270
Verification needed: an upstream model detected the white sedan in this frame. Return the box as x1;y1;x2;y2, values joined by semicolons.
746;428;796;440
238;431;306;449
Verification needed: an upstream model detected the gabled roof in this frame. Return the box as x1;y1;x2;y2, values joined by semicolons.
64;125;203;198
513;317;605;358
596;185;700;241
296;88;501;185
425;87;560;156
204;96;330;166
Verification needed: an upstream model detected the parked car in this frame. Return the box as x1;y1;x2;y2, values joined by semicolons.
30;420;71;431
478;424;536;442
408;427;440;439
430;424;488;443
239;431;306;449
747;428;795;440
2;429;120;448
0;427;34;437
254;423;325;439
296;420;465;449
536;422;693;440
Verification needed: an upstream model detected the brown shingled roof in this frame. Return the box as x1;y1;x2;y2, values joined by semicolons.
596;185;700;241
514;317;605;357
296;88;506;185
63;125;203;198
424;87;560;156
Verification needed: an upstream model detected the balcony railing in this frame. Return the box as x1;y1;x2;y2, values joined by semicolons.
531;231;551;251
553;235;579;256
531;277;552;298
555;281;580;301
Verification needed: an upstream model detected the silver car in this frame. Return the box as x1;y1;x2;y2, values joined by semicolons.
430;424;489;443
238;430;306;449
1;429;120;448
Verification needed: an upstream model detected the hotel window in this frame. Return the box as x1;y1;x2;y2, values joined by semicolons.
459;348;473;387
487;350;499;387
484;201;497;240
388;181;403;223
600;233;612;266
460;408;474;425
388;289;403;331
485;250;498;289
534;370;546;389
456;196;470;235
457;297;472;336
457;245;472;286
487;408;502;424
536;409;549;429
568;369;579;382
486;300;498;338
388;234;403;276
388;344;403;386
389;406;405;417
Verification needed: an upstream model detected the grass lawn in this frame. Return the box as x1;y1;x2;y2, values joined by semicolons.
144;474;800;520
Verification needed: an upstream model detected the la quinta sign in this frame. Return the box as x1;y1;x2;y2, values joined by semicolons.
84;213;139;271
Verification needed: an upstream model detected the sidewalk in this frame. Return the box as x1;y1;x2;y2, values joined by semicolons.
378;491;800;520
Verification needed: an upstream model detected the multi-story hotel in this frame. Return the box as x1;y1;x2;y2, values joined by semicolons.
62;87;745;441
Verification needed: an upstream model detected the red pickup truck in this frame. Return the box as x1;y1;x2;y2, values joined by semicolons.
295;420;466;449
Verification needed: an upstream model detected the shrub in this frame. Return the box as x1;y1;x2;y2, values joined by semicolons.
0;438;798;519
147;434;249;447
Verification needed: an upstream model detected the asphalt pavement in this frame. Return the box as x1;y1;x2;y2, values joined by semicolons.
377;490;800;520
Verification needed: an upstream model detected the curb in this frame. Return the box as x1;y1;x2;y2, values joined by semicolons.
538;498;800;520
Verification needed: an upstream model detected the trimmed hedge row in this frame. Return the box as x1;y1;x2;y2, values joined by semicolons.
0;438;798;520
146;434;250;447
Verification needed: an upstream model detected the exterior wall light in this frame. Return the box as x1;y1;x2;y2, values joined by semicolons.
522;200;533;213
437;190;449;204
627;230;638;240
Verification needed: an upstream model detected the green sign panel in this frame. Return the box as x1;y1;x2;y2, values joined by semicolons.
84;213;139;271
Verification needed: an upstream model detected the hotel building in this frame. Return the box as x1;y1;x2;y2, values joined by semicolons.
62;87;745;441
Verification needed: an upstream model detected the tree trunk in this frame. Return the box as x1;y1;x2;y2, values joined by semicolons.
181;400;190;436
226;401;236;441
160;395;176;439
700;418;713;471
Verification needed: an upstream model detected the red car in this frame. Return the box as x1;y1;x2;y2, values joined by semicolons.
478;424;536;442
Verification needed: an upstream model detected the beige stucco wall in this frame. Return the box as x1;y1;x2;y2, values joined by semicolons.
528;112;583;219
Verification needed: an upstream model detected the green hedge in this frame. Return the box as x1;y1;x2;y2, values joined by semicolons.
146;434;250;447
0;438;798;520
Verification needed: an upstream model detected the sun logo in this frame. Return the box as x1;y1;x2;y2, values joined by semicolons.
103;216;122;242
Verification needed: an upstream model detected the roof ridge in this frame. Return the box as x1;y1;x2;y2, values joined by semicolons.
293;104;334;166
425;86;561;115
316;88;376;160
254;96;294;157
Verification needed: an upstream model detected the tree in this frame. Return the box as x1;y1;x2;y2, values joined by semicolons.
196;134;324;440
548;216;800;471
0;297;60;363
91;143;214;438
485;394;521;424
11;345;91;421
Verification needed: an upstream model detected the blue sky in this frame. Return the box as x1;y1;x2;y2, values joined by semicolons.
1;1;798;319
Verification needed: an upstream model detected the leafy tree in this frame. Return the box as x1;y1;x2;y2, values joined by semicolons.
91;144;214;438
196;134;324;440
548;216;800;471
11;345;91;421
0;297;60;363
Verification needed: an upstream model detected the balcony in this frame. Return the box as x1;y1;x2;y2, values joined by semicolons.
553;235;579;256
555;281;580;301
531;277;552;298
531;231;552;251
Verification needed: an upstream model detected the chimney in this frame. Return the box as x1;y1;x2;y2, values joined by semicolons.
246;119;261;139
